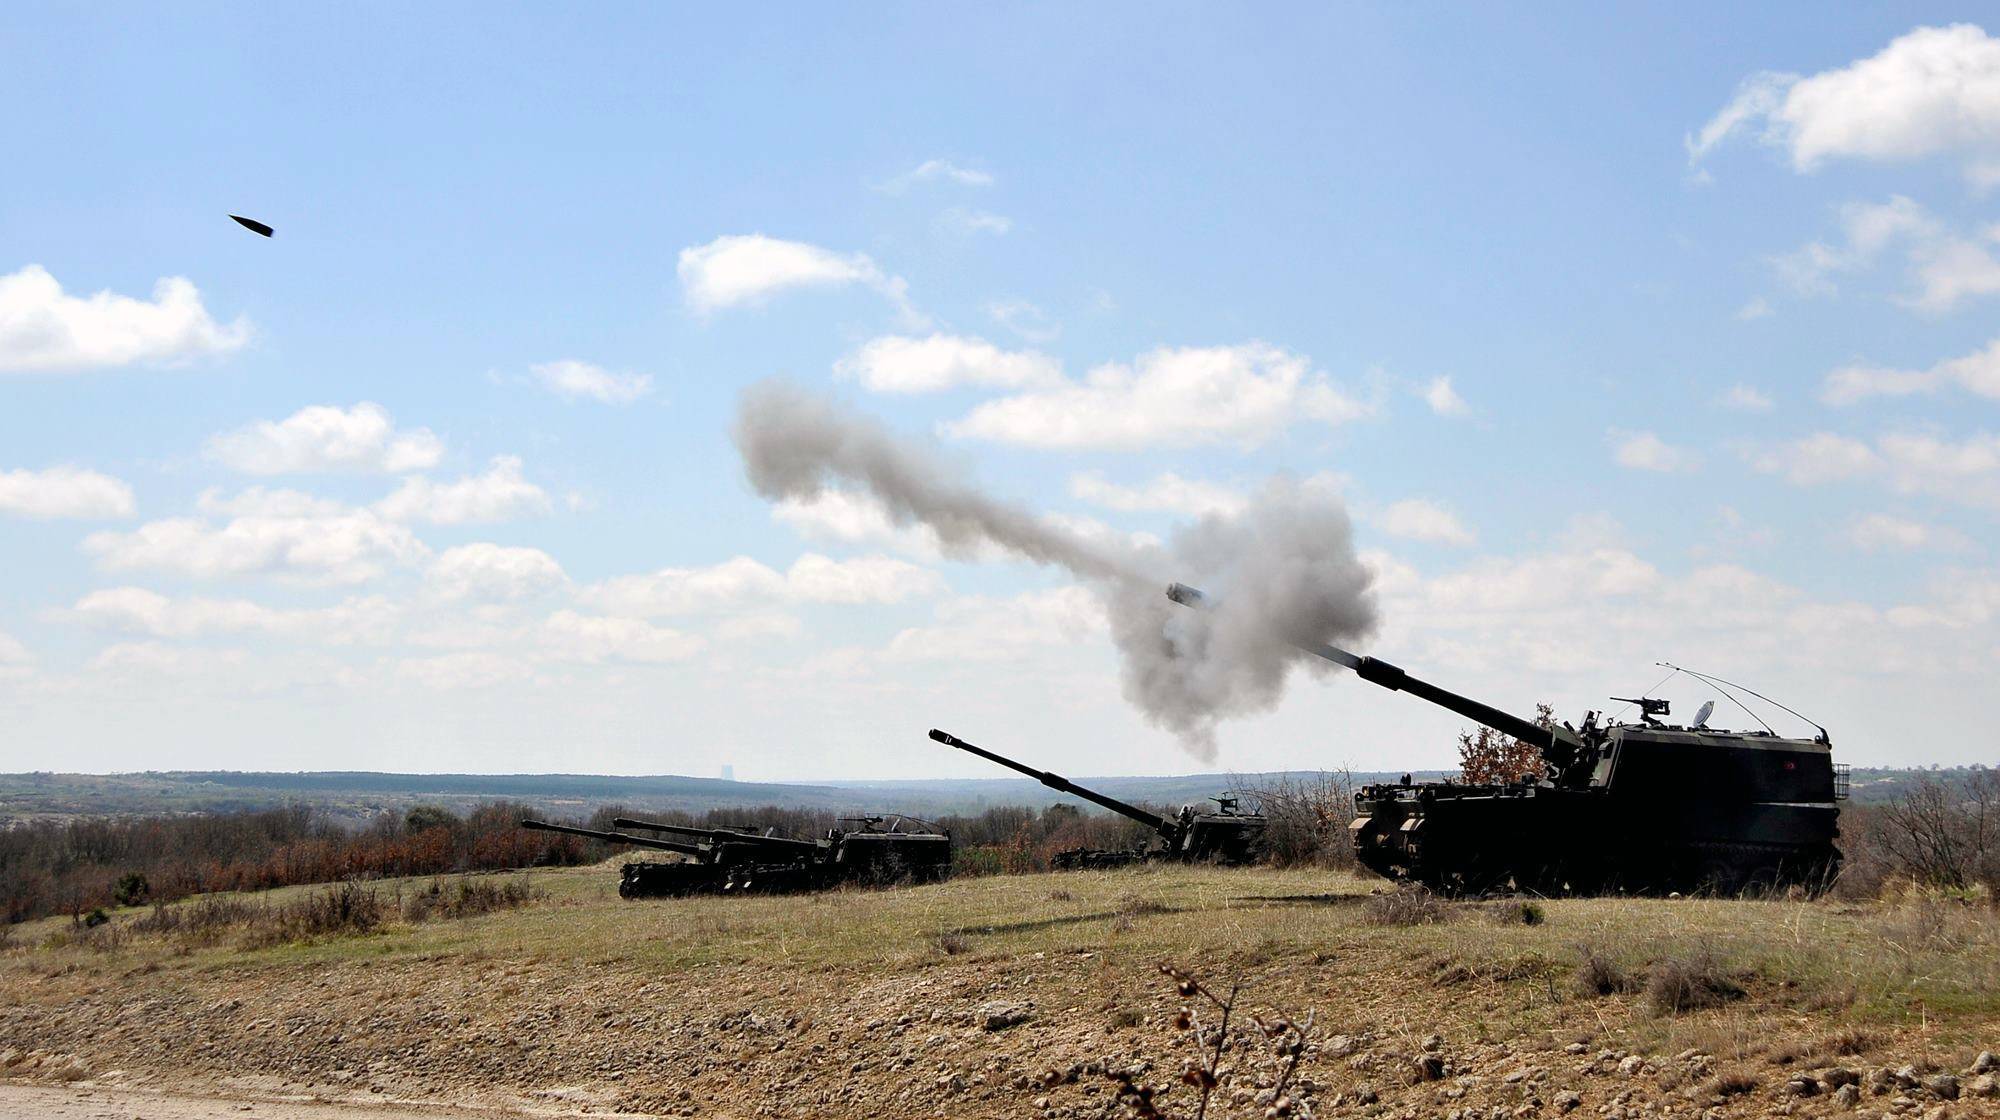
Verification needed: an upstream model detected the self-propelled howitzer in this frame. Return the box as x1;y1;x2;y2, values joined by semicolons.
1163;583;1844;895
929;728;1265;866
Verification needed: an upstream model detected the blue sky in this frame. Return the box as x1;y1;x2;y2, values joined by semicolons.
3;5;1997;778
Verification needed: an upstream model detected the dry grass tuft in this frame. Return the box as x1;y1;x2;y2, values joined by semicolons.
1702;1071;1759;1098
1573;944;1639;997
1645;949;1747;1016
1362;888;1452;927
928;929;970;956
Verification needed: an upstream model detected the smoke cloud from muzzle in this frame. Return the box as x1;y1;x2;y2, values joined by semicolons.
732;381;1379;759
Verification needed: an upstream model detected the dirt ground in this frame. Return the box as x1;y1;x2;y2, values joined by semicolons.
0;1083;602;1120
4;864;1998;1119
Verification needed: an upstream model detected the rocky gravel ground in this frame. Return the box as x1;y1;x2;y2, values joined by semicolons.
4;948;1997;1119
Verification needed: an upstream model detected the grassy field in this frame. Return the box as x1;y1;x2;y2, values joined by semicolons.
4;863;1998;1117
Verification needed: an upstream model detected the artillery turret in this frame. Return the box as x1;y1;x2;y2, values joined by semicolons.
930;729;1265;867
1164;583;1844;895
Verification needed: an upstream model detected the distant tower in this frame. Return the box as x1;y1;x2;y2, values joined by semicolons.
720;764;735;782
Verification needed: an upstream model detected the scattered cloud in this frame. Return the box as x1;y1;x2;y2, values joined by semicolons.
0;466;135;519
936;208;1011;237
1376;499;1476;546
880;158;995;193
770;489;946;559
67;586;398;644
1845;512;1973;552
205;403;443;475
375;456;551;525
947;342;1368;450
0;264;249;374
1421;376;1469;416
1720;384;1774;411
426;543;567;601
83;508;428;585
539;610;704;664
195;486;348;519
396;651;536;691
1772;196;2000;314
1734;297;1774;321
579;554;944;617
0;629;31;670
1821;338;2000;405
1610;430;1701;473
1068;471;1247;518
677;234;915;322
986;299;1059;343
1752;429;2000;507
835;334;1060;393
1689;24;2000;181
529;359;654;404
884;586;1105;663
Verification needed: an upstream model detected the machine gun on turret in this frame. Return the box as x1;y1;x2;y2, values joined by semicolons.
1164;582;1843;895
929;728;1265;867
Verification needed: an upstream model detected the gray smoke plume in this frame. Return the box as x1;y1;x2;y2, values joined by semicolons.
733;381;1379;759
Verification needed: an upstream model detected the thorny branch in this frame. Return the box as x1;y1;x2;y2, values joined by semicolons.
1106;964;1318;1120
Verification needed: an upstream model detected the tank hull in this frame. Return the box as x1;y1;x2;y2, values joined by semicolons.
1351;783;1840;895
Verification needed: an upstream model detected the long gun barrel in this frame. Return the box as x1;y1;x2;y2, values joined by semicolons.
1164;583;1584;765
612;817;823;851
929;729;1172;835
520;819;706;857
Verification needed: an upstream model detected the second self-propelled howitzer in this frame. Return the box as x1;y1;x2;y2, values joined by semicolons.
1164;582;1844;895
929;728;1265;867
523;812;952;897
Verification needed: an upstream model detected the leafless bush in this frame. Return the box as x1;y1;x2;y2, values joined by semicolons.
400;876;536;922
1094;964;1315;1120
1702;1071;1759;1098
1246;772;1354;868
928;929;970;956
1863;770;2000;892
1644;949;1746;1015
1362;887;1452;927
243;882;386;947
129;895;262;943
1572;944;1638;997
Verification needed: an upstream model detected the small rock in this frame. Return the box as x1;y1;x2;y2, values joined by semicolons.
1895;1066;1922;1089
1033;1097;1050;1110
1786;1077;1819;1097
1969;1052;1998;1075
978;1003;1029;1031
1565;1043;1589;1055
1555;1090;1582;1113
1424;1034;1445;1053
1416;1055;1446;1081
1923;1074;1959;1100
1617;1055;1647;1076
1326;1035;1358;1058
1823;1068;1862;1089
1833;1083;1861;1110
1355;1085;1379;1105
1967;1074;1998;1098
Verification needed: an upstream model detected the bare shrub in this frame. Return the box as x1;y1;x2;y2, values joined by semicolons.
401;876;536;922
1644;949;1746;1015
1248;772;1355;868
129;895;261;943
1362;888;1452;927
1047;887;1074;902
1702;1071;1759;1098
1865;770;2000;892
928;929;970;956
1094;964;1315;1120
1572;944;1637;997
244;882;385;947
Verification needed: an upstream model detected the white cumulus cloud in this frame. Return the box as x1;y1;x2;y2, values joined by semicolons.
1611;430;1701;473
835;334;1061;393
1719;384;1775;411
529;359;654;404
1753;429;2000;507
1822;338;2000;405
205;403;443;475
426;543;567;601
69;586;399;644
1376;499;1476;546
0;466;135;519
1421;376;1469;416
0;264;249;373
881;158;994;192
376;456;551;525
539;610;704;664
580;554;944;617
946;343;1368;450
83;508;428;585
1845;513;1972;552
677;234;914;320
1690;24;2000;179
1067;471;1247;518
